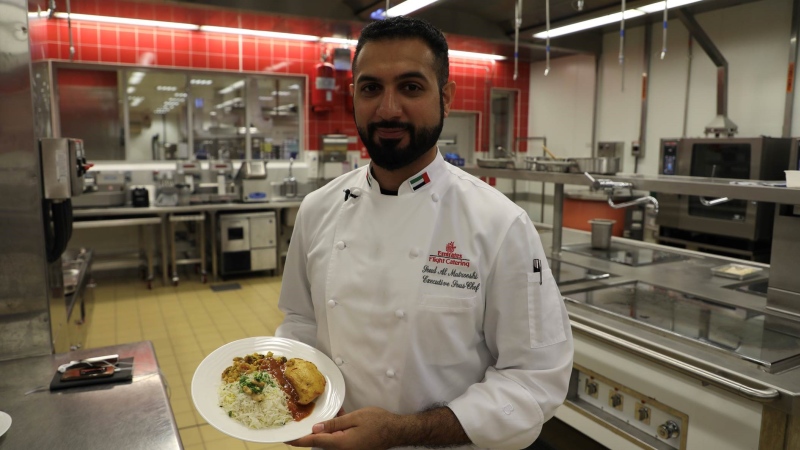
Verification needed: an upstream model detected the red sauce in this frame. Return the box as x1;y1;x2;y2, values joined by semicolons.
259;357;315;421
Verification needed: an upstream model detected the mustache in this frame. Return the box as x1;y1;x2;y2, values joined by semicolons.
368;121;411;131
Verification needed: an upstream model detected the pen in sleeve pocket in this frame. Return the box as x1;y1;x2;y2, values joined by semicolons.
533;258;542;285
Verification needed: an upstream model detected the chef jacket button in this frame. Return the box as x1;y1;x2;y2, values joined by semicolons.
334;357;344;366
351;188;362;197
386;369;395;378
327;299;337;308
431;193;440;202
409;248;419;258
395;309;405;319
503;404;514;415
336;241;346;250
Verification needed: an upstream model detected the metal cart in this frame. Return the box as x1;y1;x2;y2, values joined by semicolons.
168;212;207;286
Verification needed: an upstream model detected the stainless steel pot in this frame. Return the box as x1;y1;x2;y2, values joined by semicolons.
570;157;620;174
526;156;576;173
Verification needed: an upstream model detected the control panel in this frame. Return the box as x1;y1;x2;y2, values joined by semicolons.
571;366;688;450
661;140;678;175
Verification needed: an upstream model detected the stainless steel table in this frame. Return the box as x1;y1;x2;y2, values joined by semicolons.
0;341;182;449
73;201;302;282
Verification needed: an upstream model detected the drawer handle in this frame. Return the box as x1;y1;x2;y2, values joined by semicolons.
569;315;780;402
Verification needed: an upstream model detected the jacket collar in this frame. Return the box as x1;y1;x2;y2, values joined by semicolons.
364;150;447;196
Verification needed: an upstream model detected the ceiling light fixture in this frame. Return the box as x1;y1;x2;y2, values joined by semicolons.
200;25;318;42
52;12;200;30
385;0;440;17
534;0;703;38
320;37;358;46
449;50;507;61
128;71;145;86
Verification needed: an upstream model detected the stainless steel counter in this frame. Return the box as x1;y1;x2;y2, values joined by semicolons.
0;341;181;449
72;201;303;283
541;227;800;416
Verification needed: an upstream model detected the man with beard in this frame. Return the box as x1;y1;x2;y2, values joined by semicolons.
277;16;573;450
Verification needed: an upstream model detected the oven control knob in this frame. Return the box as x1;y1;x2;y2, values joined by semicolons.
657;420;680;440
585;380;598;397
637;406;650;421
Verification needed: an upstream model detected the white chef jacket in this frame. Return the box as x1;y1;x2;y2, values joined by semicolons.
277;151;573;450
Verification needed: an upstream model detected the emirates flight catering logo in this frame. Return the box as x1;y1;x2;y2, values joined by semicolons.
429;241;471;267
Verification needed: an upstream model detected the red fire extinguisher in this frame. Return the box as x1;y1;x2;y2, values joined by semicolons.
312;62;336;112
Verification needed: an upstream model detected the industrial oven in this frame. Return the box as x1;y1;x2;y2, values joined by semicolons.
656;137;792;260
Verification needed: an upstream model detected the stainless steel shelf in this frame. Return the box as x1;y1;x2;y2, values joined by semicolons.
463;167;800;204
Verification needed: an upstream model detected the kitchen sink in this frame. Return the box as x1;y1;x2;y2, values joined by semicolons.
566;281;800;373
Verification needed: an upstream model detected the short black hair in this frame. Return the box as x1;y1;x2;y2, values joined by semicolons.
352;16;450;89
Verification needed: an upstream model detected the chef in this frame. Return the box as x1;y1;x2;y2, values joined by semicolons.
277;16;573;450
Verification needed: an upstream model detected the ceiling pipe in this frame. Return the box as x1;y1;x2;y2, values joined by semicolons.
674;8;737;137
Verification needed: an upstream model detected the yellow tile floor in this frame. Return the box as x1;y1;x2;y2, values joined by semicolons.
84;271;297;450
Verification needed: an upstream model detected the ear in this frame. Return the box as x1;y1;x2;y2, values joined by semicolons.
441;81;456;118
349;83;355;96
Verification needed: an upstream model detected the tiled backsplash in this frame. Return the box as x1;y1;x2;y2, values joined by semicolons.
28;0;529;153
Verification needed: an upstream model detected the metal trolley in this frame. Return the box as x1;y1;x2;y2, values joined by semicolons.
167;212;207;286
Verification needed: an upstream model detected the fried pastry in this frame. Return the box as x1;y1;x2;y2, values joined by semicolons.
284;358;326;405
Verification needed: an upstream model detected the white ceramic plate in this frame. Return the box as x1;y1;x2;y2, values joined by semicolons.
0;411;11;437
191;337;345;443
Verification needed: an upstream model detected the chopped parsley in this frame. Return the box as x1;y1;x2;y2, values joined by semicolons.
238;371;275;395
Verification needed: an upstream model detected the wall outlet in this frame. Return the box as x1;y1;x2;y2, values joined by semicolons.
631;140;642;157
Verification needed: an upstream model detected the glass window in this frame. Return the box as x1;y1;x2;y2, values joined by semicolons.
125;70;189;161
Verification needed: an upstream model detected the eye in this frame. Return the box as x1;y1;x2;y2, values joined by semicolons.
360;83;381;95
402;83;423;93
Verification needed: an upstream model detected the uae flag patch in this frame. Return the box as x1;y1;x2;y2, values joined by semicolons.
409;172;431;191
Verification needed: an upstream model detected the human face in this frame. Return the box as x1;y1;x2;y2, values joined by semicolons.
351;38;455;172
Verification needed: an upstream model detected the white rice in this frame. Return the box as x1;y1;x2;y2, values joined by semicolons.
218;371;293;429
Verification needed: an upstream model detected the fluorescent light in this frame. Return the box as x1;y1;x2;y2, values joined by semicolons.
449;50;506;61
127;86;136;94
534;0;704;38
28;8;51;18
637;0;703;13
200;25;318;42
534;10;644;38
128;71;145;86
321;37;358;46
52;12;199;30
218;80;245;95
386;0;440;17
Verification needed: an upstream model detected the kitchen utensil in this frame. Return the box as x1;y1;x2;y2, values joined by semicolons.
589;219;616;249
542;145;559;160
570;157;621;175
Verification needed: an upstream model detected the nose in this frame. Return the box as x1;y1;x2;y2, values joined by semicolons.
376;89;401;120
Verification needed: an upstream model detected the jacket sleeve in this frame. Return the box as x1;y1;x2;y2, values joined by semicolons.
448;212;574;450
275;202;318;347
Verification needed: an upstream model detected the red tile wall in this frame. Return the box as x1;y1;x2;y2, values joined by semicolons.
29;0;529;153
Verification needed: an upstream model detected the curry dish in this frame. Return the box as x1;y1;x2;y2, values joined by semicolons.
219;352;326;426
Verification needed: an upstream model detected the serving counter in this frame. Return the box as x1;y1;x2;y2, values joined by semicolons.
463;166;800;449
533;226;800;449
0;341;181;449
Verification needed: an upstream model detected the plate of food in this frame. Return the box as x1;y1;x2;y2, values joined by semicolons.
191;336;345;443
0;411;11;437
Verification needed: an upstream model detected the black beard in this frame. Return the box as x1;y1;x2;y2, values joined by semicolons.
357;97;445;171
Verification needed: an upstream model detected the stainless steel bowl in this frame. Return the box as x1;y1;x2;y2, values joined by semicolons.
569;157;620;174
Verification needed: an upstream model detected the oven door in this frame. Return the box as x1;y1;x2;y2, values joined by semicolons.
678;140;760;239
